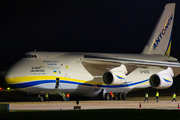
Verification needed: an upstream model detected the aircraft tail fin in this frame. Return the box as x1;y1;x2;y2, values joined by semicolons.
142;3;175;56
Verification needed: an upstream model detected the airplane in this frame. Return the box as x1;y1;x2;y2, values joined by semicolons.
5;3;180;101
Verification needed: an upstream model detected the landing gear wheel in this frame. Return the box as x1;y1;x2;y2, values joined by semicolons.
27;94;36;101
36;94;44;102
117;93;121;100
121;93;126;100
102;93;105;100
40;96;44;102
105;93;110;100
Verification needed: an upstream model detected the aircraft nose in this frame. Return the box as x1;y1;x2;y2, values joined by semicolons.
5;67;17;85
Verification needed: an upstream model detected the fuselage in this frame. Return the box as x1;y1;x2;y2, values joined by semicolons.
5;52;179;97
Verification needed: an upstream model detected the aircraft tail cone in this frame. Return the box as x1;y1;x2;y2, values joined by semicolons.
139;102;142;108
178;103;180;109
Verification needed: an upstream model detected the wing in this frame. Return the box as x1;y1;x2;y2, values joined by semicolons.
84;53;180;77
82;53;180;92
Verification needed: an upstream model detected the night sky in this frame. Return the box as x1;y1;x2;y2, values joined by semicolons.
1;0;180;68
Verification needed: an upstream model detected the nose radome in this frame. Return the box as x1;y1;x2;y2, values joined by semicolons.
5;68;16;85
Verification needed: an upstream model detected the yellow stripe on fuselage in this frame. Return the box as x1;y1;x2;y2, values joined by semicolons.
5;76;106;85
140;81;149;85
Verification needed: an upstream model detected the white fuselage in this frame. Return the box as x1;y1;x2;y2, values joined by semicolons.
5;52;179;97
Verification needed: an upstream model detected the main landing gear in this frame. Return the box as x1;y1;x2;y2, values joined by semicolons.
28;93;44;102
103;93;126;100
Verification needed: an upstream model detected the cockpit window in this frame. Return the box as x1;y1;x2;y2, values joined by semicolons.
23;54;31;58
23;54;37;58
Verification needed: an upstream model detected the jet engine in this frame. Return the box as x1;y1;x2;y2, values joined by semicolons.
149;67;174;89
103;64;127;85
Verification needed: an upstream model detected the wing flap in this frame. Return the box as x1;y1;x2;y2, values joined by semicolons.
84;54;180;67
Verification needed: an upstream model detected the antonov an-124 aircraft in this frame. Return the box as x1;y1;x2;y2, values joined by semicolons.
5;3;180;101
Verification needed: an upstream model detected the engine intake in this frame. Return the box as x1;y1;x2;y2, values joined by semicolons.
149;74;160;87
103;72;113;84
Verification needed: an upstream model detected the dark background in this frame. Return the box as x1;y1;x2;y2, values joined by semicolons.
1;0;180;68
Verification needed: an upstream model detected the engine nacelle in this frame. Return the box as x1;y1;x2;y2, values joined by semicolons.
103;64;127;85
149;67;174;89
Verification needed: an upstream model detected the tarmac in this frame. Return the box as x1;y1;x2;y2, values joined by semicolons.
1;96;180;111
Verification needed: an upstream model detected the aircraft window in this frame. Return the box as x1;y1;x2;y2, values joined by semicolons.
23;54;37;58
23;54;32;58
32;55;37;58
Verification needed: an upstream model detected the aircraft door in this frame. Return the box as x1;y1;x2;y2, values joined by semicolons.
55;78;59;89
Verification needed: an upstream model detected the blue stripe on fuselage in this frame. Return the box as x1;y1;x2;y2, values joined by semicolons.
9;79;149;89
